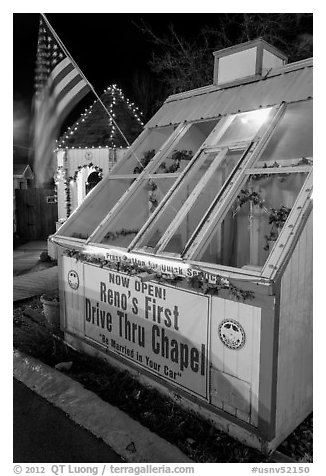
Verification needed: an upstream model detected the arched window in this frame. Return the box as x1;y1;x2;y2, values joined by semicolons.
85;171;102;195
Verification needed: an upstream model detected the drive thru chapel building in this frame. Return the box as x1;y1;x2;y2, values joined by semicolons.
51;39;313;453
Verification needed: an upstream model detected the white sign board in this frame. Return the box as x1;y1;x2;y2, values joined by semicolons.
83;264;209;398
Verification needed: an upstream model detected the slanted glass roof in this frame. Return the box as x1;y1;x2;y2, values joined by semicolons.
258;100;312;164
196;171;308;270
55;94;312;279
88;119;218;246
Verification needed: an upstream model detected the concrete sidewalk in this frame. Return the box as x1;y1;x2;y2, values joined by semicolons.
13;350;192;463
13;240;58;302
13;266;58;302
14;378;123;463
13;241;48;277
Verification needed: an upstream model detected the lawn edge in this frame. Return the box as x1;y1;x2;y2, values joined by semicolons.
13;349;193;464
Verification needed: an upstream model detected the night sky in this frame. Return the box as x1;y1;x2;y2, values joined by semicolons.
14;13;208;104
13;12;225;160
12;12;313;162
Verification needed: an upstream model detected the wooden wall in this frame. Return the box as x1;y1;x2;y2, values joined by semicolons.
210;297;261;426
275;209;313;441
15;188;58;240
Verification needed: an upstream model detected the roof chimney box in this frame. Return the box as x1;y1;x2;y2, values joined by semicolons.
213;38;288;86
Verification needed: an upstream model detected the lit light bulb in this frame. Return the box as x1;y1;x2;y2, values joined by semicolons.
240;108;271;125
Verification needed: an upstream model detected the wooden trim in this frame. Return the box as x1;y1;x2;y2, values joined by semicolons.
255;158;313;167
148;173;181;179
51;234;85;249
204;116;234;147
108;174;138;180
255;41;263;76
261;171;313;280
213;41;258;59
257;294;279;439
244;165;312;175
274;202;312;286
212;38;287;61
108;173;181;180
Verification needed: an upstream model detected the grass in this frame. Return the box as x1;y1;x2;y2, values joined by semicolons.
13;297;312;463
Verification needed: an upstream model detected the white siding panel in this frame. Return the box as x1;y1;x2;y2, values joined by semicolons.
210;296;261;425
67;148;127;177
276;210;313;437
62;256;85;336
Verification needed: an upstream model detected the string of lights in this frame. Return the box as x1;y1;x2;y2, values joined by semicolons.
56;84;144;150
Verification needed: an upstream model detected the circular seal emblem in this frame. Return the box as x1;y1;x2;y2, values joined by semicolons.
218;319;246;350
68;270;79;290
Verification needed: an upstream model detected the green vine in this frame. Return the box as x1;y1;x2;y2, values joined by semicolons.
236;189;265;209
68;163;103;182
146;179;159;211
264;205;291;250
133;150;156;174
158;149;193;174
104;228;139;241
64;249;254;302
235;188;291;252
133;149;193;175
186;273;254;301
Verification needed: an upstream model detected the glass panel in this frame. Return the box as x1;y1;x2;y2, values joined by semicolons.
257;101;312;164
197;172;308;269
99;177;176;247
163;149;246;254
152;120;217;175
113;125;175;175
60;178;132;239
136;150;220;250
216;107;273;145
114;120;217;176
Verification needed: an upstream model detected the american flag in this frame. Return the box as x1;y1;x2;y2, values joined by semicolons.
33;15;91;184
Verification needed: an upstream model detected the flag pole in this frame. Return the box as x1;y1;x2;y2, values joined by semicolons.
41;13;132;150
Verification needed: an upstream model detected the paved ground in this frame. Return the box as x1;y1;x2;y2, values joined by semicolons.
13;241;58;302
14;350;191;463
13;266;58;302
13;378;124;463
13;241;48;277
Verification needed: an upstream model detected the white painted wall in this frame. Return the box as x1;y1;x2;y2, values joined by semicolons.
275;210;313;440
218;48;257;85
56;147;127;222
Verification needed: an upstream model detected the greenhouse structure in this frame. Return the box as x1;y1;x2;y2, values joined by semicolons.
52;39;313;453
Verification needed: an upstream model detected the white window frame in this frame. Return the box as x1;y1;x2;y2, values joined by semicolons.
155;145;250;256
182;104;287;261
183;163;312;281
133;106;279;256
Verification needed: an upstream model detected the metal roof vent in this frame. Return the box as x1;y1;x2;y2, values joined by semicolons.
213;38;288;87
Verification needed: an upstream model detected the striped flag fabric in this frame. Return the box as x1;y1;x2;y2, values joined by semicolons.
33;15;91;184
